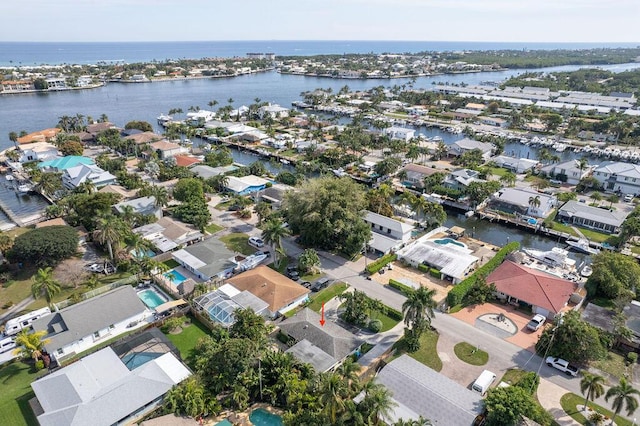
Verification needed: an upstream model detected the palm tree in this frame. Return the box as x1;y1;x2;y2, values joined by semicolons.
0;231;14;258
337;357;361;393
359;379;397;425
528;195;541;211
402;286;437;331
75;180;96;194
93;215;127;260
393;417;432;426
318;372;349;423
607;194;620;209
580;372;605;411
500;171;517;187
605;377;640;422
32;267;61;307
253;202;272;226
207;99;218;109
13;330;50;362
150;185;170;208
261;217;290;263
590;191;603;205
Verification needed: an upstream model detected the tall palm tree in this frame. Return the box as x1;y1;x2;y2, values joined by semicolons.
500;171;517;187
528;195;541;211
402;286;437;331
32;267;61;307
13;330;50;362
337;357;361;393
605;377;640;422
393;417;432;426
93;215;127;260
318;372;349;424
261;217;290;264
580;372;605;411
150;185;170;208
360;379;397;425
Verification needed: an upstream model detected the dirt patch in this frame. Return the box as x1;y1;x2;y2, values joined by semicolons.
371;262;451;304
54;257;90;288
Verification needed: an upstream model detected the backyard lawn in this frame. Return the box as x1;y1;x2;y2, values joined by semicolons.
0;361;43;426
219;233;255;256
579;227;611;243
307;282;349;312
165;316;210;367
163;259;180;269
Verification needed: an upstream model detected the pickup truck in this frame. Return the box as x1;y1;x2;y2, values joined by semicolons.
545;356;579;377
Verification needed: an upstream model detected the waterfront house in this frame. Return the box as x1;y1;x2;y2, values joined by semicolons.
17;128;61;145
279;308;364;372
383;126;415;141
224;175;271;195
114;196;162;220
443;168;485;192
124;131;163;146
31;286;150;363
487;260;579;318
171;237;238;281
38;155;94;172
17;142;59;163
133;216;203;253
396;231;479;284
225;265;310;317
540;159;591;185
86;122;118;138
447;138;493;161
364;210;414;254
149;140;185;159
0;80;34;93
488;187;556;219
98;184;136;200
191;164;238;180
556;200;627;234
62;164;117;190
401;163;442;189
593;161;640;195
173;155;202;168
376;355;484;425
30;346;191;426
491;155;539;174
193;283;269;327
258;103;290;119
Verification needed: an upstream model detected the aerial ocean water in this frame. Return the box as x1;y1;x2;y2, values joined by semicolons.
1;40;639;66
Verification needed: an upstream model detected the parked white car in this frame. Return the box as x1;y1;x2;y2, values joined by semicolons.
526;314;546;331
248;236;265;248
545;356;579;376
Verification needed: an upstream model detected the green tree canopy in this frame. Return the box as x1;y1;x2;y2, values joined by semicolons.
8;225;79;266
124;120;153;132
173;178;205;202
587;251;640;299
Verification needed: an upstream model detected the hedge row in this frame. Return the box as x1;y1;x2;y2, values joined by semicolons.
366;253;397;274
446;241;521;307
388;278;415;297
418;264;429;273
379;304;403;322
429;268;441;278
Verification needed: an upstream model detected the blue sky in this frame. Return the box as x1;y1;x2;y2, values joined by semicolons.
2;0;639;42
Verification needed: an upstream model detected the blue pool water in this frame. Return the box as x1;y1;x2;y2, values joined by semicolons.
163;270;187;285
215;421;232;426
121;352;162;370
249;409;283;426
433;238;466;248
137;289;167;309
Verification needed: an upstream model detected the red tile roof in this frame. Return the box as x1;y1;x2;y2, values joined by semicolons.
174;155;202;168
486;260;577;314
17;128;61;144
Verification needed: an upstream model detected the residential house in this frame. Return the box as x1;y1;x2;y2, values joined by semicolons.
62;164;117;190
191;164;237;180
582;301;640;350
17;142;59;163
86;122;118;139
114;196;162;220
133;216;203;253
376;355;484;425
224;175;271;195
193;283;270;327
486;260;579;318
150;140;185;160
489;188;556;219
492;155;539;174
401;163;443;190
557;200;627;233
258;104;290;119
443;169;485;192
31;286;150;363
173;155;202;168
259;183;295;209
480;117;508;127
30;346;191;426
17;128;61;144
384;126;415;141
225;265;310;317
98;184;136;200
171;237;239;281
593;161;640;195
280;308;364;372
38;156;94;172
364;210;414;254
448;138;493;161
396;230;479;284
540;160;590;185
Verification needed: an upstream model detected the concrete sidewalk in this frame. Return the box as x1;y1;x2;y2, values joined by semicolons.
537;379;581;426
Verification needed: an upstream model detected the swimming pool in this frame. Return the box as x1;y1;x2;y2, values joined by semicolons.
163;269;187;285
433;238;467;248
215;421;232;426
249;409;283;426
121;351;162;370
137;289;167;309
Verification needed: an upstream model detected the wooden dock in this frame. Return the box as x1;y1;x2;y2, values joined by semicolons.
476;210;572;241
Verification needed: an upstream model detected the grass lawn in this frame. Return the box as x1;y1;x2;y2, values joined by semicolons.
488;167;511;177
0;267;36;314
219;233;254;256
454;342;489;366
579;228;611;243
0;361;44;426
560;392;634;426
632;245;640;255
500;368;530;385
408;330;443;372
165;316;210;368
590;351;629;381
205;223;224;234
163;259;180;269
214;200;233;210
301;272;322;282
369;308;400;332
307;282;349;312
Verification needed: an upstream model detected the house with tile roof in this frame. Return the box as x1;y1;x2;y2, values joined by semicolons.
280;308;364;372
173;155;202;168
150;140;185;159
557;200;627;233
225;265;310;317
486;260;579;318
376;354;484;425
17;128;61;144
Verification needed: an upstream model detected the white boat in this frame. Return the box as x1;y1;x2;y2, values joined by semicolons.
157;114;173;124
566;239;600;255
580;265;593;277
5;175;14;181
522;247;577;269
18;183;32;193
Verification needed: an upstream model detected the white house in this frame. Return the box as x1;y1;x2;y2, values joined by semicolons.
540;159;591;185
489;187;556;219
171;237;238;281
62;164;117;190
593;161;640;195
364;210;414;254
17;142;59;163
31;286;150;362
114;196;163;220
492;155;539;174
443;168;485;191
150;140;186;159
31;346;191;426
448;138;493;161
384;126;415;141
258;103;290;119
133;216;204;253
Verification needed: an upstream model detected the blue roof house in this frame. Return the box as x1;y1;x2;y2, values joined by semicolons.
39;156;94;172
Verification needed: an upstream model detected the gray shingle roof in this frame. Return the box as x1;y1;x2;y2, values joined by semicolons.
32;286;147;353
377;355;484;425
558;200;627;228
176;237;238;278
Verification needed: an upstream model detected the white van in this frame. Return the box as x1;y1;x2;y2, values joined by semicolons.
0;336;16;354
472;370;496;395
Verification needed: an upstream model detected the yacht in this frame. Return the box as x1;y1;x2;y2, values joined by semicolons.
566;238;600;255
580;265;593;277
5;175;14;181
522;247;577;269
157;114;173;124
18;183;33;193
